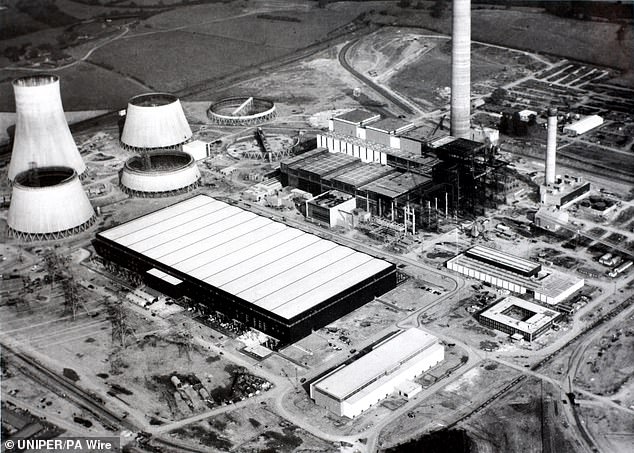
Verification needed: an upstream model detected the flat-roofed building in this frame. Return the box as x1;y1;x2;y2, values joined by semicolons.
331;109;380;136
306;190;356;228
310;328;444;418
479;296;562;341
364;118;415;147
464;245;541;277
93;195;396;346
446;246;584;305
357;171;431;219
281;150;360;195
563;115;603;136
325;163;397;195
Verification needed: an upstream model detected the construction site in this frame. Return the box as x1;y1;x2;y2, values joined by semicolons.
1;1;633;453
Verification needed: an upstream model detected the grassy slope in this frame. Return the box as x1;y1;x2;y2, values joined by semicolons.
373;6;633;73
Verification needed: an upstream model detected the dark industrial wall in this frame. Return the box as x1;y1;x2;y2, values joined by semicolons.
287;266;397;342
93;236;397;346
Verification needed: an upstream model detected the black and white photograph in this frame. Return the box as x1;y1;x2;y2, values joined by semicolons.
0;1;633;452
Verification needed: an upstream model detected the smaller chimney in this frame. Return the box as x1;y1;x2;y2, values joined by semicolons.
545;108;557;185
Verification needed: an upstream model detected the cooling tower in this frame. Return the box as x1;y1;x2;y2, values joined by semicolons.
119;151;201;197
545;108;558;185
450;0;471;139
8;167;96;241
120;93;192;151
8;75;86;181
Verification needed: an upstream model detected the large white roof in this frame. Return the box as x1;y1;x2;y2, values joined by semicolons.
312;328;440;400
99;195;393;320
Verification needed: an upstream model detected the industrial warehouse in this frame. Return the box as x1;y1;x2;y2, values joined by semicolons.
310;328;444;418
93;195;397;346
446;245;584;305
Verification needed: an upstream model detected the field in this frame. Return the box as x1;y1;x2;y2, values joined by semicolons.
0;62;147;111
88;31;285;93
0;0;375;113
371;5;633;76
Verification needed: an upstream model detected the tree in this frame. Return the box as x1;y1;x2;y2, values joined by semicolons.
490;88;508;105
3;46;21;62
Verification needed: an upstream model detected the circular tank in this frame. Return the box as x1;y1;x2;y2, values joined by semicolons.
207;97;276;125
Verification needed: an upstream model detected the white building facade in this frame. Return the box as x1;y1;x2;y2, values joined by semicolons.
310;328;444;418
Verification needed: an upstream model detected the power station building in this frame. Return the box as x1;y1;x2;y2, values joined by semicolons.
285;107;508;223
446;245;584;305
93;195;396;346
310;328;444;418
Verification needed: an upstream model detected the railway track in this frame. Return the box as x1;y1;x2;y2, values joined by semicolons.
532;296;633;372
2;343;137;433
338;39;417;116
445;375;528;430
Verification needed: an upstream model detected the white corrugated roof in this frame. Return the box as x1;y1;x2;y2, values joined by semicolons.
313;328;440;400
99;195;393;320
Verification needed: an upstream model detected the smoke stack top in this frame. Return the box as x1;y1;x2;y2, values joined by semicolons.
13;75;59;87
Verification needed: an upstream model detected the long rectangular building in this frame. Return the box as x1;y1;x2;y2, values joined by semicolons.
446;246;584;305
94;195;396;345
310;328;444;418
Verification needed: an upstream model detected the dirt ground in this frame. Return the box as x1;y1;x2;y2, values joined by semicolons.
377;361;523;449
170;404;337;453
347;28;545;111
579;405;634;453
0;248;272;427
575;318;634;399
461;378;580;453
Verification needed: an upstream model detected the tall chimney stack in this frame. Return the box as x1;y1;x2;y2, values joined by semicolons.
8;75;86;182
450;0;471;139
545;108;558;185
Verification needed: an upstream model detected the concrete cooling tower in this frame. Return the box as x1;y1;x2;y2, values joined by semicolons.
450;0;471;139
119;151;201;197
8;75;86;181
8;167;96;241
120;93;192;151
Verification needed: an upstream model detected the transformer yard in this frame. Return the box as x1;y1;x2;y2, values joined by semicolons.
1;1;633;453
